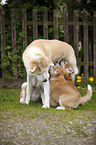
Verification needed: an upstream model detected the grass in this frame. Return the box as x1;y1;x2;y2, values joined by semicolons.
0;81;96;144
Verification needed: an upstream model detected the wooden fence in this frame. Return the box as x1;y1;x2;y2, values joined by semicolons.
0;8;96;88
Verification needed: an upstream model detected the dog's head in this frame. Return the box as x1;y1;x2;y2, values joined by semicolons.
53;66;72;81
53;66;64;76
64;62;74;74
59;60;74;74
28;54;54;74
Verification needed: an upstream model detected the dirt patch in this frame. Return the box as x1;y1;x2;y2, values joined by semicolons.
0;110;96;145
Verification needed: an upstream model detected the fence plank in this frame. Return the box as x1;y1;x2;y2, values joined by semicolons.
22;9;27;80
64;9;69;42
0;8;7;86
22;9;27;48
74;10;78;58
84;11;88;79
53;10;58;39
33;9;38;40
43;10;48;39
11;8;18;86
93;11;96;78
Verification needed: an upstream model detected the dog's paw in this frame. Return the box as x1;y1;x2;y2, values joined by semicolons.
25;99;30;105
42;104;50;109
20;98;25;104
56;106;65;110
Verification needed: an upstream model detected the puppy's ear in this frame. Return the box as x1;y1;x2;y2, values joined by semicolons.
53;68;59;75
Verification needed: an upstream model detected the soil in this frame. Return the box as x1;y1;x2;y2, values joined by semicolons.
0;110;96;145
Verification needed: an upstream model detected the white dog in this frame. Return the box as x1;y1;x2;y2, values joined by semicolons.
21;39;78;108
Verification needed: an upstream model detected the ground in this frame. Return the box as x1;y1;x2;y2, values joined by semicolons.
0;85;96;145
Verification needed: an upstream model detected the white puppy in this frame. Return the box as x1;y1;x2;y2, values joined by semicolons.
21;39;78;108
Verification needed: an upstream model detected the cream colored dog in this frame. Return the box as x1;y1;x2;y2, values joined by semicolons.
50;66;92;110
21;39;78;108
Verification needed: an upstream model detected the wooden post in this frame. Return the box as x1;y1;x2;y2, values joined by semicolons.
11;8;18;86
22;9;27;48
64;9;69;42
0;8;7;87
22;9;27;80
93;11;96;78
43;10;48;39
74;10;78;59
33;9;38;40
84;11;88;79
53;10;58;39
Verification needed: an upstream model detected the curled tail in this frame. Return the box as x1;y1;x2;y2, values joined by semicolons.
80;84;92;105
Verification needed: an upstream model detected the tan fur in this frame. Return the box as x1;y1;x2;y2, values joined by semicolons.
50;61;74;107
23;39;78;75
50;66;92;110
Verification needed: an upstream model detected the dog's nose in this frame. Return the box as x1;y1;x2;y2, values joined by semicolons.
43;79;47;82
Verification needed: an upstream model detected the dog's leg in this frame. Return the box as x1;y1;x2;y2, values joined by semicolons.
42;67;50;108
42;79;50;108
25;72;32;105
20;82;27;103
56;106;65;110
41;92;45;105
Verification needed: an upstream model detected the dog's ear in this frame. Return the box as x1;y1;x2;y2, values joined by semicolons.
40;56;54;68
29;62;37;72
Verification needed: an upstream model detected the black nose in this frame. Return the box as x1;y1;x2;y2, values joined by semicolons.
43;79;47;82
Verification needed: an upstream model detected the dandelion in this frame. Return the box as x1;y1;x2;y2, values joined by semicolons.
77;76;81;79
77;79;81;83
89;77;94;83
81;73;84;76
77;86;80;89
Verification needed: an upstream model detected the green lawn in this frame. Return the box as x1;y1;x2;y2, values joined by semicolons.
0;82;96;145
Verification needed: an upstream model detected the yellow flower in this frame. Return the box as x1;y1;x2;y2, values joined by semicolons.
77;86;80;89
81;73;84;76
89;77;94;82
77;79;81;83
77;76;81;79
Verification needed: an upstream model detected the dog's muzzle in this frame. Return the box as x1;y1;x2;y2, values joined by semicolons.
43;79;47;82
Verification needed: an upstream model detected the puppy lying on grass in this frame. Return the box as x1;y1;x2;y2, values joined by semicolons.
50;66;92;110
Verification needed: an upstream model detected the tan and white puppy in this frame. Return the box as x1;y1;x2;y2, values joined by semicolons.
50;66;92;110
22;39;78;108
50;61;74;107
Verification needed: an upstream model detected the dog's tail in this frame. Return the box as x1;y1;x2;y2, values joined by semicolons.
80;84;92;105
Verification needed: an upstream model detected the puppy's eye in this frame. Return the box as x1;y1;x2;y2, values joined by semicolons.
66;68;73;73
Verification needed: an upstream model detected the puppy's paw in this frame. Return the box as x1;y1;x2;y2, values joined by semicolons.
42;104;50;109
56;106;65;110
20;98;25;103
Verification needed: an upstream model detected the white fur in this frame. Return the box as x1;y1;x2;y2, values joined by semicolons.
56;106;65;110
88;84;92;91
22;40;78;108
25;65;51;108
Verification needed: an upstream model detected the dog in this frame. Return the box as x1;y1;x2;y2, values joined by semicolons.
20;75;45;104
20;80;44;104
21;39;78;108
50;61;74;107
20;61;74;106
50;66;92;110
